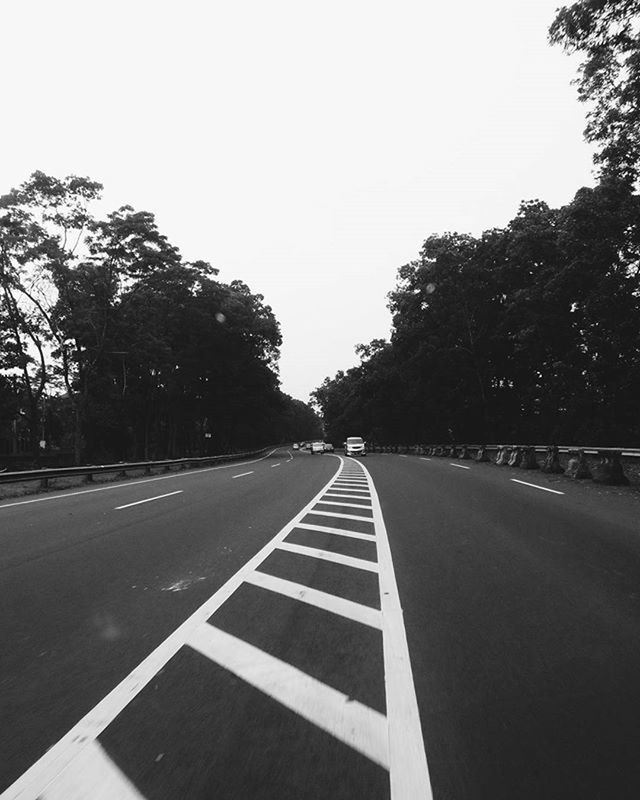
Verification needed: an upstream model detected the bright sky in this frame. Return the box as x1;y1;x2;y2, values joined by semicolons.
2;0;594;402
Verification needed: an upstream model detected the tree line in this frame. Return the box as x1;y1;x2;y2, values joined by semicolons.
313;0;640;448
0;174;321;465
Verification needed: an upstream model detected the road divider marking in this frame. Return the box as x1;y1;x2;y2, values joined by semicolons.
420;457;431;461
276;541;379;572
115;490;183;510
449;463;471;470
316;500;374;510
232;471;254;479
329;485;370;492
400;455;408;458
360;460;434;799
271;464;281;468
186;623;389;769
307;509;374;523
324;492;372;501
511;479;565;495
294;522;377;541
246;570;382;629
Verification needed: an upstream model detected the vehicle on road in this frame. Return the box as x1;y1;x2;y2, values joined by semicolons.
344;436;366;456
310;441;324;455
324;442;334;452
292;443;299;450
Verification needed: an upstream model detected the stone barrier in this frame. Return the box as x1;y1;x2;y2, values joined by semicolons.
459;445;471;460
520;446;540;470
508;446;521;467
541;445;563;473
495;445;510;465
565;449;592;479
591;450;629;485
475;445;491;462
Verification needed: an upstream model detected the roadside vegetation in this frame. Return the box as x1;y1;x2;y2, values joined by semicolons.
0;177;321;466
313;0;640;448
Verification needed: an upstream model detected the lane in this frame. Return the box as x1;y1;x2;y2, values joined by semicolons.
4;455;429;800
366;453;640;800
0;448;336;792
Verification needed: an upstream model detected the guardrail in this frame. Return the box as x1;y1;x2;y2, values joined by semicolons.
0;447;273;489
369;443;640;485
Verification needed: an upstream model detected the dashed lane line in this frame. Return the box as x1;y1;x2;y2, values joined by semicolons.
245;570;382;629
271;463;281;468
511;478;565;495
232;471;254;479
420;457;431;461
186;624;389;769
0;450;279;511
276;541;379;573
449;463;471;470
115;490;183;510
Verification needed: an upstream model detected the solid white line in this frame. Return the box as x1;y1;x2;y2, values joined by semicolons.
449;463;471;470
294;522;377;541
232;471;254;479
3;460;346;800
359;461;434;799
316;500;373;510
38;740;144;800
0;450;279;511
187;624;389;769
246;570;382;629
307;509;374;523
511;479;565;495
324;492;372;501
332;481;369;488
331;485;369;492
276;541;379;572
115;490;183;510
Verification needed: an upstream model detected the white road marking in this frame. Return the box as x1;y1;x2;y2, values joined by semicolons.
0;450;278;511
186;623;389;769
324;492;372;501
4;462;346;800
332;481;369;488
37;740;144;800
232;471;254;479
400;455;408;458
307;509;374;523
449;463;471;470
330;485;370;493
316;500;373;510
420;457;431;461
115;490;183;510
276;541;379;572
246;570;382;629
271;464;281;468
294;522;377;541
511;479;565;495
359;460;434;799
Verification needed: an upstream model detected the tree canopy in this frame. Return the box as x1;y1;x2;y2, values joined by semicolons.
0;172;320;464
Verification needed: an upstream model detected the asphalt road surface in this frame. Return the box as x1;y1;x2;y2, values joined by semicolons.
2;448;640;799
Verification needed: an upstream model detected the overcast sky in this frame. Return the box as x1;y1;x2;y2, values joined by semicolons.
2;0;595;402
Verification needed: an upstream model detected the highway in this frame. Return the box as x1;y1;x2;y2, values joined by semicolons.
2;448;640;799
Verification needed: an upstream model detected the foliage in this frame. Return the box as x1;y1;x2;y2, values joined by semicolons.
314;180;640;446
0;172;318;462
549;0;640;181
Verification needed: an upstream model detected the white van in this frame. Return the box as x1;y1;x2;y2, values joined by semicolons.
344;436;366;457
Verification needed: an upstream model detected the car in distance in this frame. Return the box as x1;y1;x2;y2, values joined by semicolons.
310;441;325;455
344;436;366;456
323;442;334;452
293;443;299;450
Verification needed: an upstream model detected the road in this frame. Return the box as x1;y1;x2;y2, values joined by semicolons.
2;448;640;799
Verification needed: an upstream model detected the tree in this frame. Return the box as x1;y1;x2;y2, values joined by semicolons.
549;0;640;181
